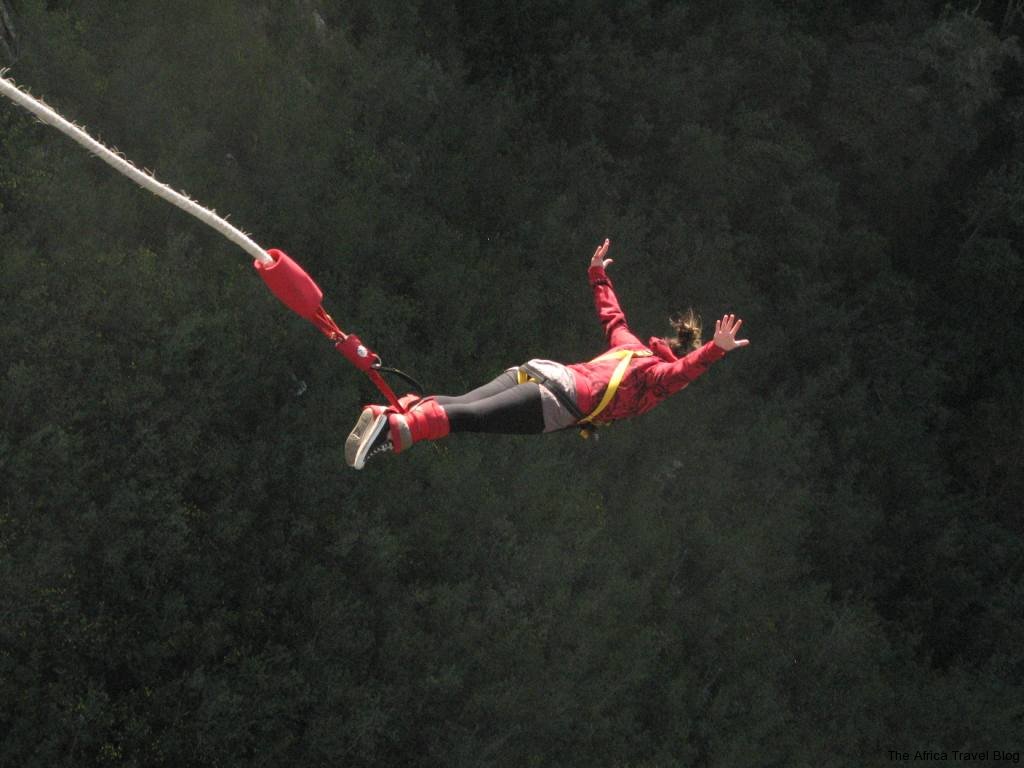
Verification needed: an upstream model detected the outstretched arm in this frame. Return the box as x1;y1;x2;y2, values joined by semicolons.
645;313;750;396
587;239;644;349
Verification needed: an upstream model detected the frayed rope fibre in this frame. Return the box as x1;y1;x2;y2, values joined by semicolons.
0;70;272;265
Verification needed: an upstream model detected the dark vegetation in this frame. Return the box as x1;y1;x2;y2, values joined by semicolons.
1;1;1022;765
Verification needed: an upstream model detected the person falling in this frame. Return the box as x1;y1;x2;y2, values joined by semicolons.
346;238;749;469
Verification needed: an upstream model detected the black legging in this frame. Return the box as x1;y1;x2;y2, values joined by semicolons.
434;371;545;434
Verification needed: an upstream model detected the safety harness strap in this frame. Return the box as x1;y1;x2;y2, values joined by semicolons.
589;348;654;364
518;348;653;438
579;348;652;425
581;350;634;423
517;364;586;419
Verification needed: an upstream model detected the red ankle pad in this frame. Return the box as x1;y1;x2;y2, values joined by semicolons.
388;413;414;453
421;399;450;440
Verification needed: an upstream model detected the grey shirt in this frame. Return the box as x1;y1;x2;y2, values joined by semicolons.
507;358;579;433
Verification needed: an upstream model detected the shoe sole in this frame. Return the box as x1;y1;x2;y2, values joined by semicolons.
345;410;388;470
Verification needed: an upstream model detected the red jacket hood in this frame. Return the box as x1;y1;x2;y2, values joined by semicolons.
647;337;677;362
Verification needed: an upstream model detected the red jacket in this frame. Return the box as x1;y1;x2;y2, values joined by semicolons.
566;265;726;422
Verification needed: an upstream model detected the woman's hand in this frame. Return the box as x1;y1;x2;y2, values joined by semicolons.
590;238;614;270
713;314;750;352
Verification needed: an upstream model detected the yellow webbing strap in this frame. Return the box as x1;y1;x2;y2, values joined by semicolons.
579;348;653;426
516;349;652;438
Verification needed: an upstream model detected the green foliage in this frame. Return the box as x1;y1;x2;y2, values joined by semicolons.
1;1;1022;765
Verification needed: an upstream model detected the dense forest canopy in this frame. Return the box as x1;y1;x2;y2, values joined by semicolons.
1;1;1022;765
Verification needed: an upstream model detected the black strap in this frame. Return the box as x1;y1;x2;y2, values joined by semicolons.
374;365;425;394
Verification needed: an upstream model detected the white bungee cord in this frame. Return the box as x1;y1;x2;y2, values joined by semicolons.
0;71;273;266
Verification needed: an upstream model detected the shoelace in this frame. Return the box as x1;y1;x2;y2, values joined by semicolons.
368;440;393;460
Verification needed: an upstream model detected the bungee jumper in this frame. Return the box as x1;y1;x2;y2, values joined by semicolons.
0;75;748;471
344;238;749;469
